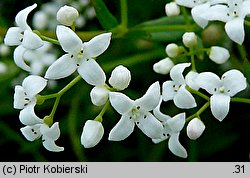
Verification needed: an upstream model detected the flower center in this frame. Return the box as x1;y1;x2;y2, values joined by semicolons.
130;106;141;120
173;84;181;92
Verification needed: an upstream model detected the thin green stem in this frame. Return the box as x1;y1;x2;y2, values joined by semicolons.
120;0;128;29
137;25;194;32
186;85;210;101
186;101;210;122
58;75;82;96
231;97;250;104
33;30;60;45
94;100;110;122
189;47;196;71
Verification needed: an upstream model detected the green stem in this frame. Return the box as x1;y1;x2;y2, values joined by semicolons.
33;30;60;45
94;100;110;122
189;47;196;71
137;25;194;32
186;85;210;101
58;75;82;95
231;97;250;104
120;0;128;29
186;101;210;122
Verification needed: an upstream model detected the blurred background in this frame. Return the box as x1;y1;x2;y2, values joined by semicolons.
0;0;250;162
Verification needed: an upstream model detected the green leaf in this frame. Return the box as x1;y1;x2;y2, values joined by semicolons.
90;0;119;30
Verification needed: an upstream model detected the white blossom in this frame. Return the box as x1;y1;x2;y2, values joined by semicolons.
165;2;180;17
108;65;131;90
14;75;47;125
153;99;187;158
108;82;164;141
182;32;198;48
162;63;197;109
196;69;247;121
45;25;111;86
21;122;64;152
81;120;104;148
166;43;179;58
153;57;174;75
4;4;43;71
209;46;230;64
57;5;79;26
186;118;205;140
90;86;110;106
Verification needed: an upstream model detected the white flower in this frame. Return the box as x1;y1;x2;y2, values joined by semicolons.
108;82;164;141
4;4;43;71
153;57;174;75
162;63;197;109
186;118;205;140
23;42;56;75
201;0;250;44
196;69;247;121
57;5;79;26
153;99;187;158
182;32;197;48
166;43;179;58
176;0;211;28
165;2;180;17
14;75;47;125
209;46;230;64
108;65;131;90
90;86;110;106
81;120;104;148
21;122;64;152
45;25;111;86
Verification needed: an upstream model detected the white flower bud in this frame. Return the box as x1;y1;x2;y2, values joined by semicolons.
166;43;179;58
56;5;79;26
153;57;174;75
182;32;197;48
0;44;10;57
185;71;200;91
165;2;180;17
109;65;131;90
0;62;7;74
81;120;104;148
187;118;205;140
90;86;109;106
33;11;48;30
209;46;230;64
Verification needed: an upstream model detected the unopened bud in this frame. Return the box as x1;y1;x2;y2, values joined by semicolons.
209;46;230;64
185;71;200;91
56;5;79;26
187;118;205;140
153;57;174;75
90;86;109;106
81;120;104;148
166;43;179;58
165;2;180;17
182;32;197;48
109;65;131;90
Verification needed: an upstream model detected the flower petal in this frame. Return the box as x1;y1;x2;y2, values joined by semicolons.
4;27;22;46
40;122;61;141
168;133;187;158
56;25;82;53
185;71;200;90
241;0;250;17
20;124;42;141
174;85;197;109
22;75;47;97
176;0;195;8
13;45;31;72
15;3;37;30
22;30;43;49
109;92;134;114
135;81;160;111
14;85;26;109
191;3;209;28
77;59;106;86
170;63;191;85
225;18;245;44
195;72;221;94
108;115;135;141
83;32;112;58
210;94;230;121
136;112;164;139
222;69;247;96
45;54;77;79
167;113;185;132
162;81;176;101
42;139;64;152
19;104;43;125
201;5;230;22
153;98;171;122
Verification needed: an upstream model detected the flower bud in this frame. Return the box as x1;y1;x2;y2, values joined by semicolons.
165;2;180;17
182;32;197;48
166;43;179;58
185;71;200;91
56;5;79;26
90;86;109;106
209;46;230;64
187;118;205;140
81;120;104;148
109;65;131;90
153;57;174;75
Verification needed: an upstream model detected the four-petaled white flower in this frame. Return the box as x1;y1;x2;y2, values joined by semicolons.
45;25;111;86
108;82;164;141
162;63;197;109
4;3;43;71
14;75;47;126
196;69;247;121
201;0;250;44
21;122;64;152
153;99;187;158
